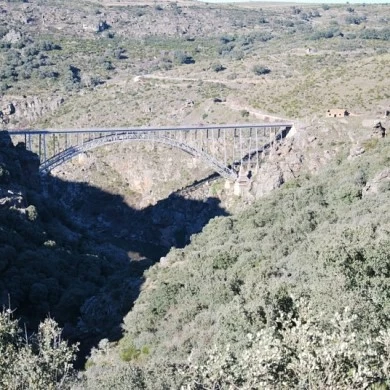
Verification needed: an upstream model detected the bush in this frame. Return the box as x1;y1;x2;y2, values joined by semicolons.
217;42;235;56
252;65;271;75
103;60;114;71
0;82;9;92
113;48;126;60
220;35;235;44
64;65;81;90
310;28;341;40
135;9;145;17
181;304;390;389
173;51;195;65
0;310;78;389
26;205;38;222
211;62;225;72
345;15;366;25
360;28;390;41
40;41;61;51
240;109;250;118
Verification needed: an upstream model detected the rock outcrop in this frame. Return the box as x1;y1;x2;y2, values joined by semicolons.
363;168;390;196
6;96;65;127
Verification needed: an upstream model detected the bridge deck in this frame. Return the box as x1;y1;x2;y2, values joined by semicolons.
7;123;293;135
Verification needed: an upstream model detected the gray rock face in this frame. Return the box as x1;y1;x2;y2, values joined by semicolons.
251;162;285;198
372;122;386;138
0;188;25;209
1;96;65;128
2;29;22;44
348;145;365;159
363;169;390;196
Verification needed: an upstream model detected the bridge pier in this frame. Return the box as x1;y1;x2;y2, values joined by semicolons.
233;166;251;196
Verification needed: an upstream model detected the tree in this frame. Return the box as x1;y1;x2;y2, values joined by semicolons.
0;309;78;389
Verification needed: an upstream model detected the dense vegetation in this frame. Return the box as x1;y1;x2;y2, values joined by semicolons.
79;137;390;389
0;132;148;362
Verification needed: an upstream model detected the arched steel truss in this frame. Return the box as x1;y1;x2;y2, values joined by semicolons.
8;123;294;181
39;131;238;180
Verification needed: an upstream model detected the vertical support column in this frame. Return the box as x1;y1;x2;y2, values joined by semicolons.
248;127;252;170
43;134;47;163
223;128;227;167
52;134;56;156
232;128;236;166
239;127;243;166
255;127;259;170
38;134;42;162
211;128;215;154
28;133;32;151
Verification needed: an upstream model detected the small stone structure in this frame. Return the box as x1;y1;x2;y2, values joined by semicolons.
326;109;349;118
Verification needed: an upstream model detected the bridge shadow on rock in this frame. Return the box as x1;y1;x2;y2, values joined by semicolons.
39;174;228;366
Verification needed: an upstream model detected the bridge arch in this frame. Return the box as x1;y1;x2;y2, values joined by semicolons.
39;131;238;180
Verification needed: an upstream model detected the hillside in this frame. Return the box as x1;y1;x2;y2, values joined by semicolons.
80;130;390;389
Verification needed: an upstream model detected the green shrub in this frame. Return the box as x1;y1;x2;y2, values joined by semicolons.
26;205;38;221
0;310;78;389
211;62;225;72
174;51;195;65
252;65;271;75
360;28;390;41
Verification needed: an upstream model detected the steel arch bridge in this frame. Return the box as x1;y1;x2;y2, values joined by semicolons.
8;123;293;181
